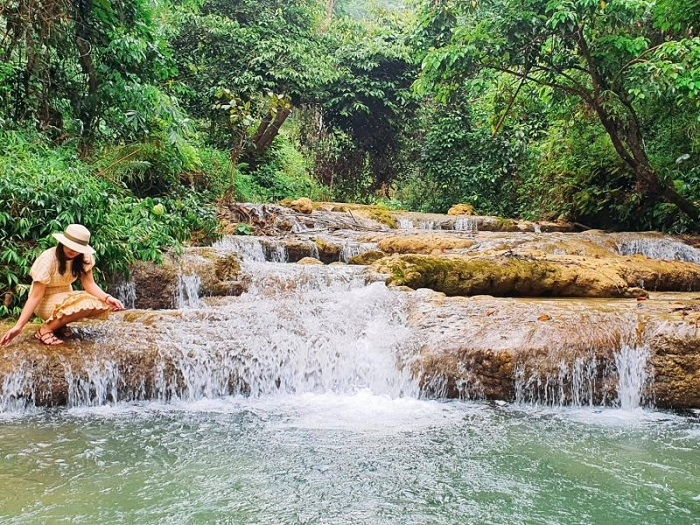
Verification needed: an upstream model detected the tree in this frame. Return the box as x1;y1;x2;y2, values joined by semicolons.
171;0;333;168
314;7;419;195
0;0;174;152
415;0;700;222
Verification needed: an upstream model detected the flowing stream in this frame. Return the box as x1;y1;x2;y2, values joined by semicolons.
1;236;699;523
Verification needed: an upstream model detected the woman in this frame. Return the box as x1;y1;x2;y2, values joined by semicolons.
0;224;125;346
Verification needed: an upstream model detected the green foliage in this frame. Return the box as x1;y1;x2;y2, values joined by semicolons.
236;132;325;202
412;0;700;225
398;102;523;214
0;0;176;147
0;129;218;317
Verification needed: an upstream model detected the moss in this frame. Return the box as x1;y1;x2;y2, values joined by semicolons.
373;255;593;297
348;250;386;265
494;217;518;232
366;207;398;228
377;235;474;254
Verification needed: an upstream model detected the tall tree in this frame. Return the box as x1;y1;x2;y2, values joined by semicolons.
415;0;700;222
0;0;173;151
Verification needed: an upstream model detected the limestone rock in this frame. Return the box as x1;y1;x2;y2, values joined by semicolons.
373;253;700;298
288;197;314;214
349;250;386;265
447;203;475;216
128;248;246;309
377;235;475;255
297;257;324;265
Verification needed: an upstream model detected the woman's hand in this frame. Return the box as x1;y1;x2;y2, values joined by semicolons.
0;325;22;346
104;295;125;311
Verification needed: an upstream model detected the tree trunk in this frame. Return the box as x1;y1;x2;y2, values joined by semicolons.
252;106;291;153
73;6;100;156
576;29;699;223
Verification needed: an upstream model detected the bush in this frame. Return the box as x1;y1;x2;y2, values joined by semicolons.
0;129;218;317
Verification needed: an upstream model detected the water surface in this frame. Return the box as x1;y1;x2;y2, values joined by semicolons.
1;395;698;524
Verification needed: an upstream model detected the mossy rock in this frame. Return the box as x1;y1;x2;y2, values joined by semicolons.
313;237;342;263
447;203;475;216
350;206;398;228
372;253;700;298
377;235;475;254
348;250;386;265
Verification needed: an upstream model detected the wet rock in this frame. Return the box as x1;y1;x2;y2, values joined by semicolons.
373;253;700;298
297;257;324;265
129;248;246;309
288;197;314;214
377;235;475;254
349;250;386;265
408;292;700;408
313;237;342;263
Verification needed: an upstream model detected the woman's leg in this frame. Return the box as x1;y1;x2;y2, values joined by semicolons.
42;308;103;337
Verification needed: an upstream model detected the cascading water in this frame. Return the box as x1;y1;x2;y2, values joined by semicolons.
614;345;652;409
2;230;698;524
175;272;202;309
514;346;653;408
616;237;700;264
113;280;137;309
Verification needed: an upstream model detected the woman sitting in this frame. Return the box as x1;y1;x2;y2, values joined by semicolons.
0;224;125;346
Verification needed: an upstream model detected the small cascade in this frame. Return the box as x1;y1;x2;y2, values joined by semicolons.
143;283;419;402
269;243;288;262
614;345;653;409
214;235;267;261
114;280;137;309
244;262;369;296
64;357;122;407
175;273;202;309
339;241;378;262
418;220;439;230
514;345;653;407
616;237;700;264
514;354;608;407
1;364;36;412
454;217;478;232
397;218;414;229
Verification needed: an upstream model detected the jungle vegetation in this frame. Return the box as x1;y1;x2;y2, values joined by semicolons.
0;0;699;315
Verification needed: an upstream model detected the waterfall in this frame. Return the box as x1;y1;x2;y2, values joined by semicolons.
614;345;652;409
616;238;700;264
152;283;419;401
514;346;653;408
114;280;137;309
175;273;202;309
397;218;414;229
454;217;478;232
213;236;267;261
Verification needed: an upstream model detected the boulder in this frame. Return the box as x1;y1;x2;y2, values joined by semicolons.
297;257;324;265
377;235;475;255
288;197;314;214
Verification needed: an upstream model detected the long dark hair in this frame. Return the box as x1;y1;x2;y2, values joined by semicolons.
56;244;86;278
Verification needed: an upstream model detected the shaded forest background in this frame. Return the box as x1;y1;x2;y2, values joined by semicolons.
1;0;699;315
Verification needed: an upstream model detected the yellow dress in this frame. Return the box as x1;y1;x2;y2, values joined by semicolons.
30;247;110;322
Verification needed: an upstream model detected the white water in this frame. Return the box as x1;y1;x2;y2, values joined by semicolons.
514;346;652;408
0;232;659;411
615;345;652;409
175;272;202;309
616;237;700;264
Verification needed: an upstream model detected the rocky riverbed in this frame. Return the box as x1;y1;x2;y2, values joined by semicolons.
1;201;699;409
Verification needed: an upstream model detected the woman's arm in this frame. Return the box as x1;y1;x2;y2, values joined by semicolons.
81;270;124;311
0;282;46;345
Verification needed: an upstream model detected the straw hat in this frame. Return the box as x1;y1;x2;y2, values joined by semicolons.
52;224;96;255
